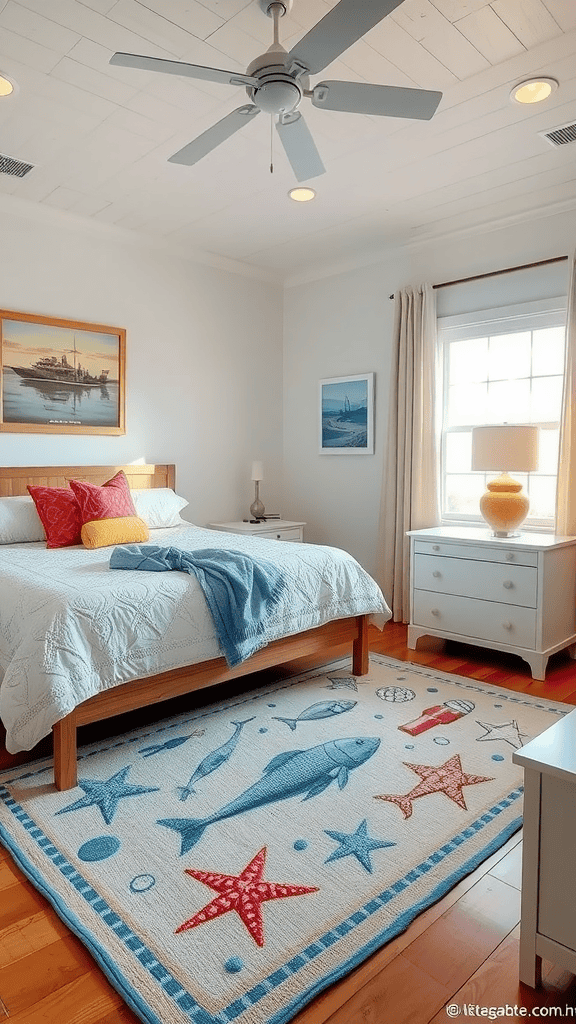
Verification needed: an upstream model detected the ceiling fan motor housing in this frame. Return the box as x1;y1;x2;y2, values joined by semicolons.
250;72;302;113
246;48;306;115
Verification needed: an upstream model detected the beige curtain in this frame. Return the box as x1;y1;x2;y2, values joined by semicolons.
378;284;441;621
555;251;576;536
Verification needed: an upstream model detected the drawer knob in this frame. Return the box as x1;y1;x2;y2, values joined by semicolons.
432;570;441;578
502;621;513;630
505;552;514;561
431;608;440;616
276;534;281;540
503;580;513;589
432;544;440;551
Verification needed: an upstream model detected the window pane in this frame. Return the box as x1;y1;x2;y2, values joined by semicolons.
488;332;531;381
532;327;566;376
445;431;472;472
441;310;565;529
447;383;487;426
530;376;563;422
444;474;483;515
528;476;556;519
448;338;488;384
487;379;530;423
537;427;559;473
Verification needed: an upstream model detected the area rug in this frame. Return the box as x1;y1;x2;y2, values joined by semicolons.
0;655;567;1024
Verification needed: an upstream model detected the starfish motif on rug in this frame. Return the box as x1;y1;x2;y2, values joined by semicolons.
475;720;527;749
325;818;395;873
324;676;358;691
55;766;160;825
374;754;494;819
175;846;319;947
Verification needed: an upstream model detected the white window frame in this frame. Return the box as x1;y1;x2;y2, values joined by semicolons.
437;297;567;532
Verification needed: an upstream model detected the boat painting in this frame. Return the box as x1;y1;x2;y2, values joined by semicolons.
319;373;374;454
11;343;110;388
1;312;125;434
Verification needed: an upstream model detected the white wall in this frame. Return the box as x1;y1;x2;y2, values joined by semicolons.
0;197;284;526
282;209;576;578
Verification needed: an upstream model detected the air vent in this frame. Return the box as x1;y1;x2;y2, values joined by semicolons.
539;121;576;147
0;153;34;177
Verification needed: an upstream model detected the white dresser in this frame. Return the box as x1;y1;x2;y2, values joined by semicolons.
207;520;305;542
407;527;576;680
513;710;576;987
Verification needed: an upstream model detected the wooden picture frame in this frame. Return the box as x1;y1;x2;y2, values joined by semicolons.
0;309;126;435
319;372;374;454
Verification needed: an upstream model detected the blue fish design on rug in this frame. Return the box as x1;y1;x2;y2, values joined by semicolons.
158;736;380;854
176;718;255;800
138;731;204;757
272;699;356;731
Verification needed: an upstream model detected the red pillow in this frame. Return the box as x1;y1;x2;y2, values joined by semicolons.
69;470;136;525
27;486;82;548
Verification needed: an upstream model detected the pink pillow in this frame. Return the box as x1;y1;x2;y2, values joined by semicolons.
69;470;136;525
27;486;82;548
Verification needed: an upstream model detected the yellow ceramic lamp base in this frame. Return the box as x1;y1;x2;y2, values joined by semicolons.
479;473;530;537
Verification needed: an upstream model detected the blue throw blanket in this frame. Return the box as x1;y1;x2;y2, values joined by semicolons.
109;545;287;668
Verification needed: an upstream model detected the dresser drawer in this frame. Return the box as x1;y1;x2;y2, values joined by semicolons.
413;539;538;567
265;527;303;542
413;590;537;648
413;553;538;608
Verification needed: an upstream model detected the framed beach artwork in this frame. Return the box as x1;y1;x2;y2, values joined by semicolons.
0;309;126;435
319;372;374;454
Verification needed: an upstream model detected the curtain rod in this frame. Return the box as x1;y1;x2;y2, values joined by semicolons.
388;255;569;300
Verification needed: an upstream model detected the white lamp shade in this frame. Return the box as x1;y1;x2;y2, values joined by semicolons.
251;461;264;481
471;425;538;473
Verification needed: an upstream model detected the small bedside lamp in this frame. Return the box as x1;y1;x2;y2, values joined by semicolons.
250;461;266;520
472;425;539;537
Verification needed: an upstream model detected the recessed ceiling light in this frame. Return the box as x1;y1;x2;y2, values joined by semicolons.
288;187;316;202
511;78;558;105
0;73;16;98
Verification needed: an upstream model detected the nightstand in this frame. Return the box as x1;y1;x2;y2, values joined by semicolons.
207;520;306;542
407;527;576;680
513;710;576;987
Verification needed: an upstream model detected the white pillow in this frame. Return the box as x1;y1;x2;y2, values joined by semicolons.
0;495;46;544
130;488;190;529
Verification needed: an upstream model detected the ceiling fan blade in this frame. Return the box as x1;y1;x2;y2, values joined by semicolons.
276;112;325;182
288;0;405;76
168;105;260;166
109;52;258;88
312;81;442;119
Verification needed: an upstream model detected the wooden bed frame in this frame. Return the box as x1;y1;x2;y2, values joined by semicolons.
0;464;370;792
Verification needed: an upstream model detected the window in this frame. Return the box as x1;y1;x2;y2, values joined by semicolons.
438;298;567;531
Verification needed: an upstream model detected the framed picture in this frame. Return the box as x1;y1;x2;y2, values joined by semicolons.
319;372;374;454
0;309;125;435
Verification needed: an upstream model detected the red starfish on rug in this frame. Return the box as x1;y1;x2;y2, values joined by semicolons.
374;754;494;819
175;846;319;946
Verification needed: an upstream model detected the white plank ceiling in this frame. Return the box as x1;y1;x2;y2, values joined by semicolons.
0;0;575;280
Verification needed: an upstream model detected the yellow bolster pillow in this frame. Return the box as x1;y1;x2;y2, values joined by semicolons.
81;516;150;549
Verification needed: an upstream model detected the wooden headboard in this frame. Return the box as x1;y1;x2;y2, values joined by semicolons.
0;464;176;496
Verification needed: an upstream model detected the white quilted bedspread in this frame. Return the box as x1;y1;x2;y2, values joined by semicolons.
0;525;390;753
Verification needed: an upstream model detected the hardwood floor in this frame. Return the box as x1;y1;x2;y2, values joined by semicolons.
1;622;576;1024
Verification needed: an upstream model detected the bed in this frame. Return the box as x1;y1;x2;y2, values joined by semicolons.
0;464;390;792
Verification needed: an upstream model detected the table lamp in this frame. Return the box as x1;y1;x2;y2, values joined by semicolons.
471;425;539;537
250;461;265;520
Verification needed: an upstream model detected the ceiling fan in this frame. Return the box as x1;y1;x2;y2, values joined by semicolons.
110;0;442;182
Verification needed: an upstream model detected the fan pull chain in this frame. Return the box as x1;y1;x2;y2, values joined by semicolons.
270;115;274;173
